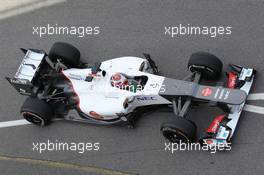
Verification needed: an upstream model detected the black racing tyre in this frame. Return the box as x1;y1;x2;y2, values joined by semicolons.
20;97;54;126
188;52;223;79
49;42;81;68
161;117;196;143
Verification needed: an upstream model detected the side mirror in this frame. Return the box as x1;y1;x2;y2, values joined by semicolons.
91;62;102;74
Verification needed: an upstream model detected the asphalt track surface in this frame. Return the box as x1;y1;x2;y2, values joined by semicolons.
0;0;264;174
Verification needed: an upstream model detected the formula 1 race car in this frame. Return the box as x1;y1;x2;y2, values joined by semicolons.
6;42;255;146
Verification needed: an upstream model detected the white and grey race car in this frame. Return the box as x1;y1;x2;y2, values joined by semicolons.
6;42;255;146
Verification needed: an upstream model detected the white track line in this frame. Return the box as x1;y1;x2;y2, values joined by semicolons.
0;104;263;129
0;93;264;129
243;104;264;115
0;0;38;12
0;118;64;128
0;105;263;129
0;0;66;21
0;119;30;128
247;93;264;100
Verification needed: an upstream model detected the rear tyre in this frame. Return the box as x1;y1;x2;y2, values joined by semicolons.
20;97;54;126
188;52;223;80
49;42;81;68
161;117;196;143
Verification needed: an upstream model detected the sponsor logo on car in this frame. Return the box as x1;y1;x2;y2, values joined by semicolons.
201;87;212;97
227;72;237;88
68;73;84;80
10;78;28;84
223;90;230;100
207;115;225;133
136;96;156;101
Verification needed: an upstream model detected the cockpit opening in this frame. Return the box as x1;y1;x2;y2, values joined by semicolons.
110;73;148;93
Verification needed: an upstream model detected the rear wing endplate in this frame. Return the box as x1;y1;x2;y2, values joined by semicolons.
6;49;46;95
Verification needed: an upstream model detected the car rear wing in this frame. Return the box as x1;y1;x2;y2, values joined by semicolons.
6;49;46;96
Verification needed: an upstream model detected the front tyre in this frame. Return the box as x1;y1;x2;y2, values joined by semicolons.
161;117;196;143
20;97;54;126
188;52;223;80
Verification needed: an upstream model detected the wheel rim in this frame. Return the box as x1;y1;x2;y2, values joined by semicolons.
162;127;189;143
22;112;44;126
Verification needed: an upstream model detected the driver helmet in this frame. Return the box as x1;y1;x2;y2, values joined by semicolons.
111;73;128;87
